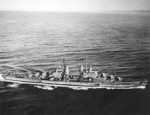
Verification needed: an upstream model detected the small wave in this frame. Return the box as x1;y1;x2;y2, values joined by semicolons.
0;90;7;93
34;85;54;90
7;83;20;88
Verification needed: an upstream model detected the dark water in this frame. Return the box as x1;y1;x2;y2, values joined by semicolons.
0;11;150;115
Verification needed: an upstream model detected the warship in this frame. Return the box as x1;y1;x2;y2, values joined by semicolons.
0;59;148;89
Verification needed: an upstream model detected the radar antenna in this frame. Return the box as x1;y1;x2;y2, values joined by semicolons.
85;56;87;72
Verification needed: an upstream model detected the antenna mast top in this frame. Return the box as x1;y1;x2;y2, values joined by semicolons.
63;59;66;67
85;56;87;72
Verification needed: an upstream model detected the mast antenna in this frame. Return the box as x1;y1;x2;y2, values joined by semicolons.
63;59;66;67
85;56;87;72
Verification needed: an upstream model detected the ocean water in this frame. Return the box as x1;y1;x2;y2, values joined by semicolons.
0;11;150;115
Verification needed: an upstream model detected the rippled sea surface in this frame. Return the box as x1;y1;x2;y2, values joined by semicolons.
0;11;150;115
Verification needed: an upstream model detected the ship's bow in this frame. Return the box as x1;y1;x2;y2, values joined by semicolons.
0;74;5;81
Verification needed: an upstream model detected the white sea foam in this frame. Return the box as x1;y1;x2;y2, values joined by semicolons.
34;84;146;90
34;85;54;90
66;85;146;90
67;86;89;90
7;83;20;88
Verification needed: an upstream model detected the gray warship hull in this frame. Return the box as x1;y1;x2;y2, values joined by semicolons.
0;74;147;89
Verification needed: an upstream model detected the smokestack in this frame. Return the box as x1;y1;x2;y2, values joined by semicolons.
65;66;69;76
79;65;84;74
